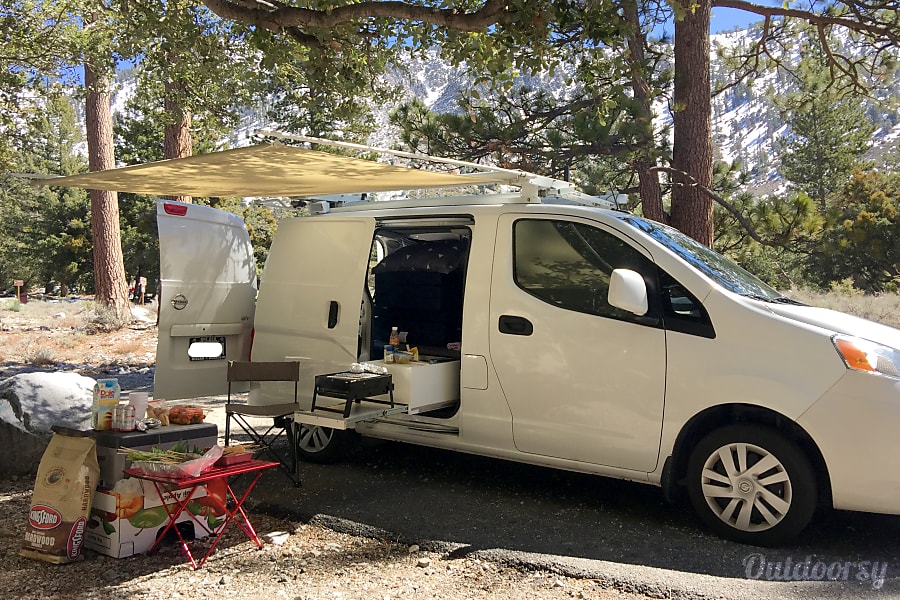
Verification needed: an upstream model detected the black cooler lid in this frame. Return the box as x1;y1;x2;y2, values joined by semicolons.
92;423;218;448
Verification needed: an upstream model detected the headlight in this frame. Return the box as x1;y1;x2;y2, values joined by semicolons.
832;335;900;379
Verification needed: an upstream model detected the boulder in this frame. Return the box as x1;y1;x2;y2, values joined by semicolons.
0;372;95;475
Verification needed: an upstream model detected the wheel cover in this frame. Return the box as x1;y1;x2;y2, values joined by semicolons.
700;441;792;533
297;425;334;454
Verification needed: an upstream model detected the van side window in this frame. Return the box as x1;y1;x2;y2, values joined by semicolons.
513;219;655;321
657;269;715;338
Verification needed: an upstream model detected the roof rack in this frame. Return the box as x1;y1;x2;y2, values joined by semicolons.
254;130;627;212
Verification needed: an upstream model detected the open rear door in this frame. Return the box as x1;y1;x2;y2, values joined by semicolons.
154;200;257;400
251;216;414;426
248;216;376;407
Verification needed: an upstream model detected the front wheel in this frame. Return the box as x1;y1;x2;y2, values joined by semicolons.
687;425;817;546
295;424;349;463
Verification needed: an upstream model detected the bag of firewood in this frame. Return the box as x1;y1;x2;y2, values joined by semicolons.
20;428;99;563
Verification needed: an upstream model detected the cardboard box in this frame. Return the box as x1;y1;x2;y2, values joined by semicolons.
85;478;225;559
93;423;218;489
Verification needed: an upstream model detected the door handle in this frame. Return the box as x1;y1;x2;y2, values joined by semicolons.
498;315;533;336
327;301;339;329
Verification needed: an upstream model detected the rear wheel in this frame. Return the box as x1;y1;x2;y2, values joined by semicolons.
687;425;817;546
295;425;348;463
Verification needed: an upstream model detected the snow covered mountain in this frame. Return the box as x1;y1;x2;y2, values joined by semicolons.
362;29;899;194
708;27;900;194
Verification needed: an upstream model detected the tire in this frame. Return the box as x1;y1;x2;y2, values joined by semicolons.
686;424;817;546
295;424;349;464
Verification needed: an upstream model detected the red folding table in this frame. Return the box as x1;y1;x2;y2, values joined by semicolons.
124;459;279;569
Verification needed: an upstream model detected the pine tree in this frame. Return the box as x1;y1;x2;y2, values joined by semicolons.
776;49;876;213
0;93;91;294
811;170;900;292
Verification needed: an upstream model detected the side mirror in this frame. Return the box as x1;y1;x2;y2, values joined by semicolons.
609;269;648;316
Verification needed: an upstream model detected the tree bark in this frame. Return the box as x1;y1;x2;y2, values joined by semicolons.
623;0;666;223
163;81;193;204
84;61;131;322
672;0;714;246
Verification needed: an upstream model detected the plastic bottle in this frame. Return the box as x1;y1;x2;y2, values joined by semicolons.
389;326;400;347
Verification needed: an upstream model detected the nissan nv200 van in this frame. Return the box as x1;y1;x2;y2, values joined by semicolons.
155;195;900;546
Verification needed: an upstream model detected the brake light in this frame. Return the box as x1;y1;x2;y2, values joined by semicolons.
163;203;188;216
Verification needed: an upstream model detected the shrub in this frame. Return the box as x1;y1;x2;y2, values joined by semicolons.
1;299;22;312
27;347;56;366
80;303;131;334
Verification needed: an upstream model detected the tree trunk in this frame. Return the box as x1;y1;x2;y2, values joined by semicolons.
623;0;665;223
163;81;193;203
84;61;131;322
672;0;714;246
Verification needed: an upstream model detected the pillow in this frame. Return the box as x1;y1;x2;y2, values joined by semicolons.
372;239;469;274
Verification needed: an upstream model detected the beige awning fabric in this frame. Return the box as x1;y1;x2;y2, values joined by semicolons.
38;143;504;198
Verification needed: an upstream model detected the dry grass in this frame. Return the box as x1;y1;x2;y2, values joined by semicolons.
0;298;156;366
111;336;147;357
786;288;900;330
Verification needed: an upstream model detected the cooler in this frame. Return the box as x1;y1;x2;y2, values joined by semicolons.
92;423;218;489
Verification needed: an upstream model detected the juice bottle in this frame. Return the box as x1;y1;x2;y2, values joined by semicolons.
389;326;400;347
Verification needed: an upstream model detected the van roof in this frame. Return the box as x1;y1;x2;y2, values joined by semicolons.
321;192;626;214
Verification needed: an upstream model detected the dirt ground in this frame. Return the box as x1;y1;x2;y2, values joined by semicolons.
0;297;158;368
0;297;647;600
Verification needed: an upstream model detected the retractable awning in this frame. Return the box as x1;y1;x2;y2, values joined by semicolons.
37;143;505;198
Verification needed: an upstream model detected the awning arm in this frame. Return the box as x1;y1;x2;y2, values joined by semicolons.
256;130;531;184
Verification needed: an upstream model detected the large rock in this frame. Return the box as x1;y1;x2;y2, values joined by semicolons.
0;372;95;475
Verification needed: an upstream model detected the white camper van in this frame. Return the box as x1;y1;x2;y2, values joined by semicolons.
155;190;900;546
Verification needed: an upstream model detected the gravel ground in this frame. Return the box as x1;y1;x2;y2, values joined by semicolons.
1;300;646;600
3;474;642;600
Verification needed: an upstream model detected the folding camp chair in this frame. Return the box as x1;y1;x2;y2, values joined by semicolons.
225;361;302;487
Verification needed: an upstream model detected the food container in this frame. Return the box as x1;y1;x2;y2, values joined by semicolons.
394;351;412;364
214;451;253;467
168;405;205;425
146;399;169;425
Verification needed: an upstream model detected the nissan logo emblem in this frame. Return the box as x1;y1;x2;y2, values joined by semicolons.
171;294;188;310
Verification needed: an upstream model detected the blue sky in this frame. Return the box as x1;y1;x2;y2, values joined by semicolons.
711;6;766;33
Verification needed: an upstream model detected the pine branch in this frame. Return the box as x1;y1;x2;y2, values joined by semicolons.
649;166;780;246
712;0;900;43
200;0;513;39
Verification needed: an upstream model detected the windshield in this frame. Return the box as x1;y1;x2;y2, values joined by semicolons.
618;215;783;300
